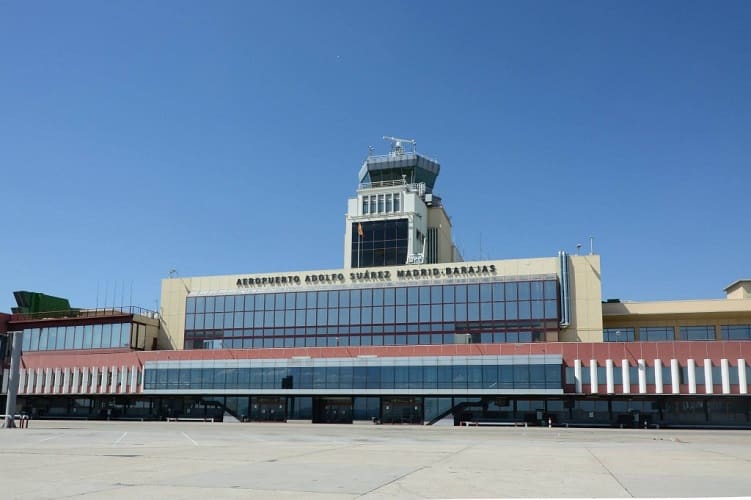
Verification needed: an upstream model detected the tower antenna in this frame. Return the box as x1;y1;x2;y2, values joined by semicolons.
383;136;416;155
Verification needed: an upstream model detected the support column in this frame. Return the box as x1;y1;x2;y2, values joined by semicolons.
130;365;138;393
574;360;582;393
739;360;748;395
654;359;663;394
35;368;44;394
89;367;98;394
622;359;630;394
100;367;108;394
26;369;35;394
637;359;647;394
687;359;697;394
18;369;27;395
110;366;118;393
721;359;730;394
671;359;680;394
704;359;713;394
590;359;598;394
52;368;61;394
44;368;53;394
605;359;614;394
72;368;80;394
120;366;128;394
62;368;71;394
81;367;90;394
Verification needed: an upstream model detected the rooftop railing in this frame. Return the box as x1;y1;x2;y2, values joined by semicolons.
10;306;159;321
357;181;427;196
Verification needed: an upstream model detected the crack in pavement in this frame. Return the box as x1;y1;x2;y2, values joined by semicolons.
586;448;634;498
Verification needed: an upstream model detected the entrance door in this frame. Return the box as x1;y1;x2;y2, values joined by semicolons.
382;397;423;424
313;397;353;423
250;397;286;422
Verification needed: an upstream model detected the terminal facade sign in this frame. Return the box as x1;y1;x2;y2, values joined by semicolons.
236;264;497;288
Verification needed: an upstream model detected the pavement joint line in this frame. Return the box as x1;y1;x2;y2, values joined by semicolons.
355;463;429;498
354;444;472;498
57;482;135;499
112;432;128;446
696;448;751;463
181;432;199;446
252;443;362;463
586;448;634;498
38;435;59;443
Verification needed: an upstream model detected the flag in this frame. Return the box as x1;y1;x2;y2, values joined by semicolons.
357;223;364;238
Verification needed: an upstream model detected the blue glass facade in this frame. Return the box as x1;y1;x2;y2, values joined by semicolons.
184;278;560;349
143;355;564;394
21;323;133;352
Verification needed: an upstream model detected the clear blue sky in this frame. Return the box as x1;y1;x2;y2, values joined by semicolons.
2;1;749;313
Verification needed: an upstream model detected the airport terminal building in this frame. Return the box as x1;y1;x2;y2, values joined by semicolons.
3;139;751;427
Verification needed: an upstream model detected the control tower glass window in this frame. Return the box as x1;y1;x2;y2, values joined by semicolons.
352;219;408;268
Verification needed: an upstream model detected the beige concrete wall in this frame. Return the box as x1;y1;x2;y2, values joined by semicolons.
160;255;604;350
602;296;751;340
562;255;603;342
427;205;454;264
603;298;751;317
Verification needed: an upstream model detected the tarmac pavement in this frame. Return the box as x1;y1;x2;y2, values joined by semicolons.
0;420;750;499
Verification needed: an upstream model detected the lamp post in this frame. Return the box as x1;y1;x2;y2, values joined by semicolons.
3;331;24;429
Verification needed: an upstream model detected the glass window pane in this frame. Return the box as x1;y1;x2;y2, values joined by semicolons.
506;302;517;320
65;326;76;349
104;324;117;348
544;300;558;319
531;281;544;300
205;296;215;313
234;295;245;312
45;327;55;351
55;327;66;349
467;303;479;321
92;324;103;348
37;328;48;350
82;325;92;349
101;324;112;348
544;280;557;299
121;323;131;347
492;283;504;301
443;303;454;321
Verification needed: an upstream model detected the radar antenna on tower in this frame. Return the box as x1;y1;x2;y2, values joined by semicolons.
383;136;416;156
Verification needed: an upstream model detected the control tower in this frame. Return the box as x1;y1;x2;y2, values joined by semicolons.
344;137;462;268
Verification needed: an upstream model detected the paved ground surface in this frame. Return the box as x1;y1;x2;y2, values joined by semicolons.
0;421;750;499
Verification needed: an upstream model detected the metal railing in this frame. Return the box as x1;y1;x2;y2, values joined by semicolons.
357;181;427;196
358;178;408;190
10;306;159;321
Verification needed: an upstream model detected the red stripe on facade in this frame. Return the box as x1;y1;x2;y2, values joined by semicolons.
19;341;751;370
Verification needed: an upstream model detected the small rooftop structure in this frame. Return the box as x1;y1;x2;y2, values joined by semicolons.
725;279;751;299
